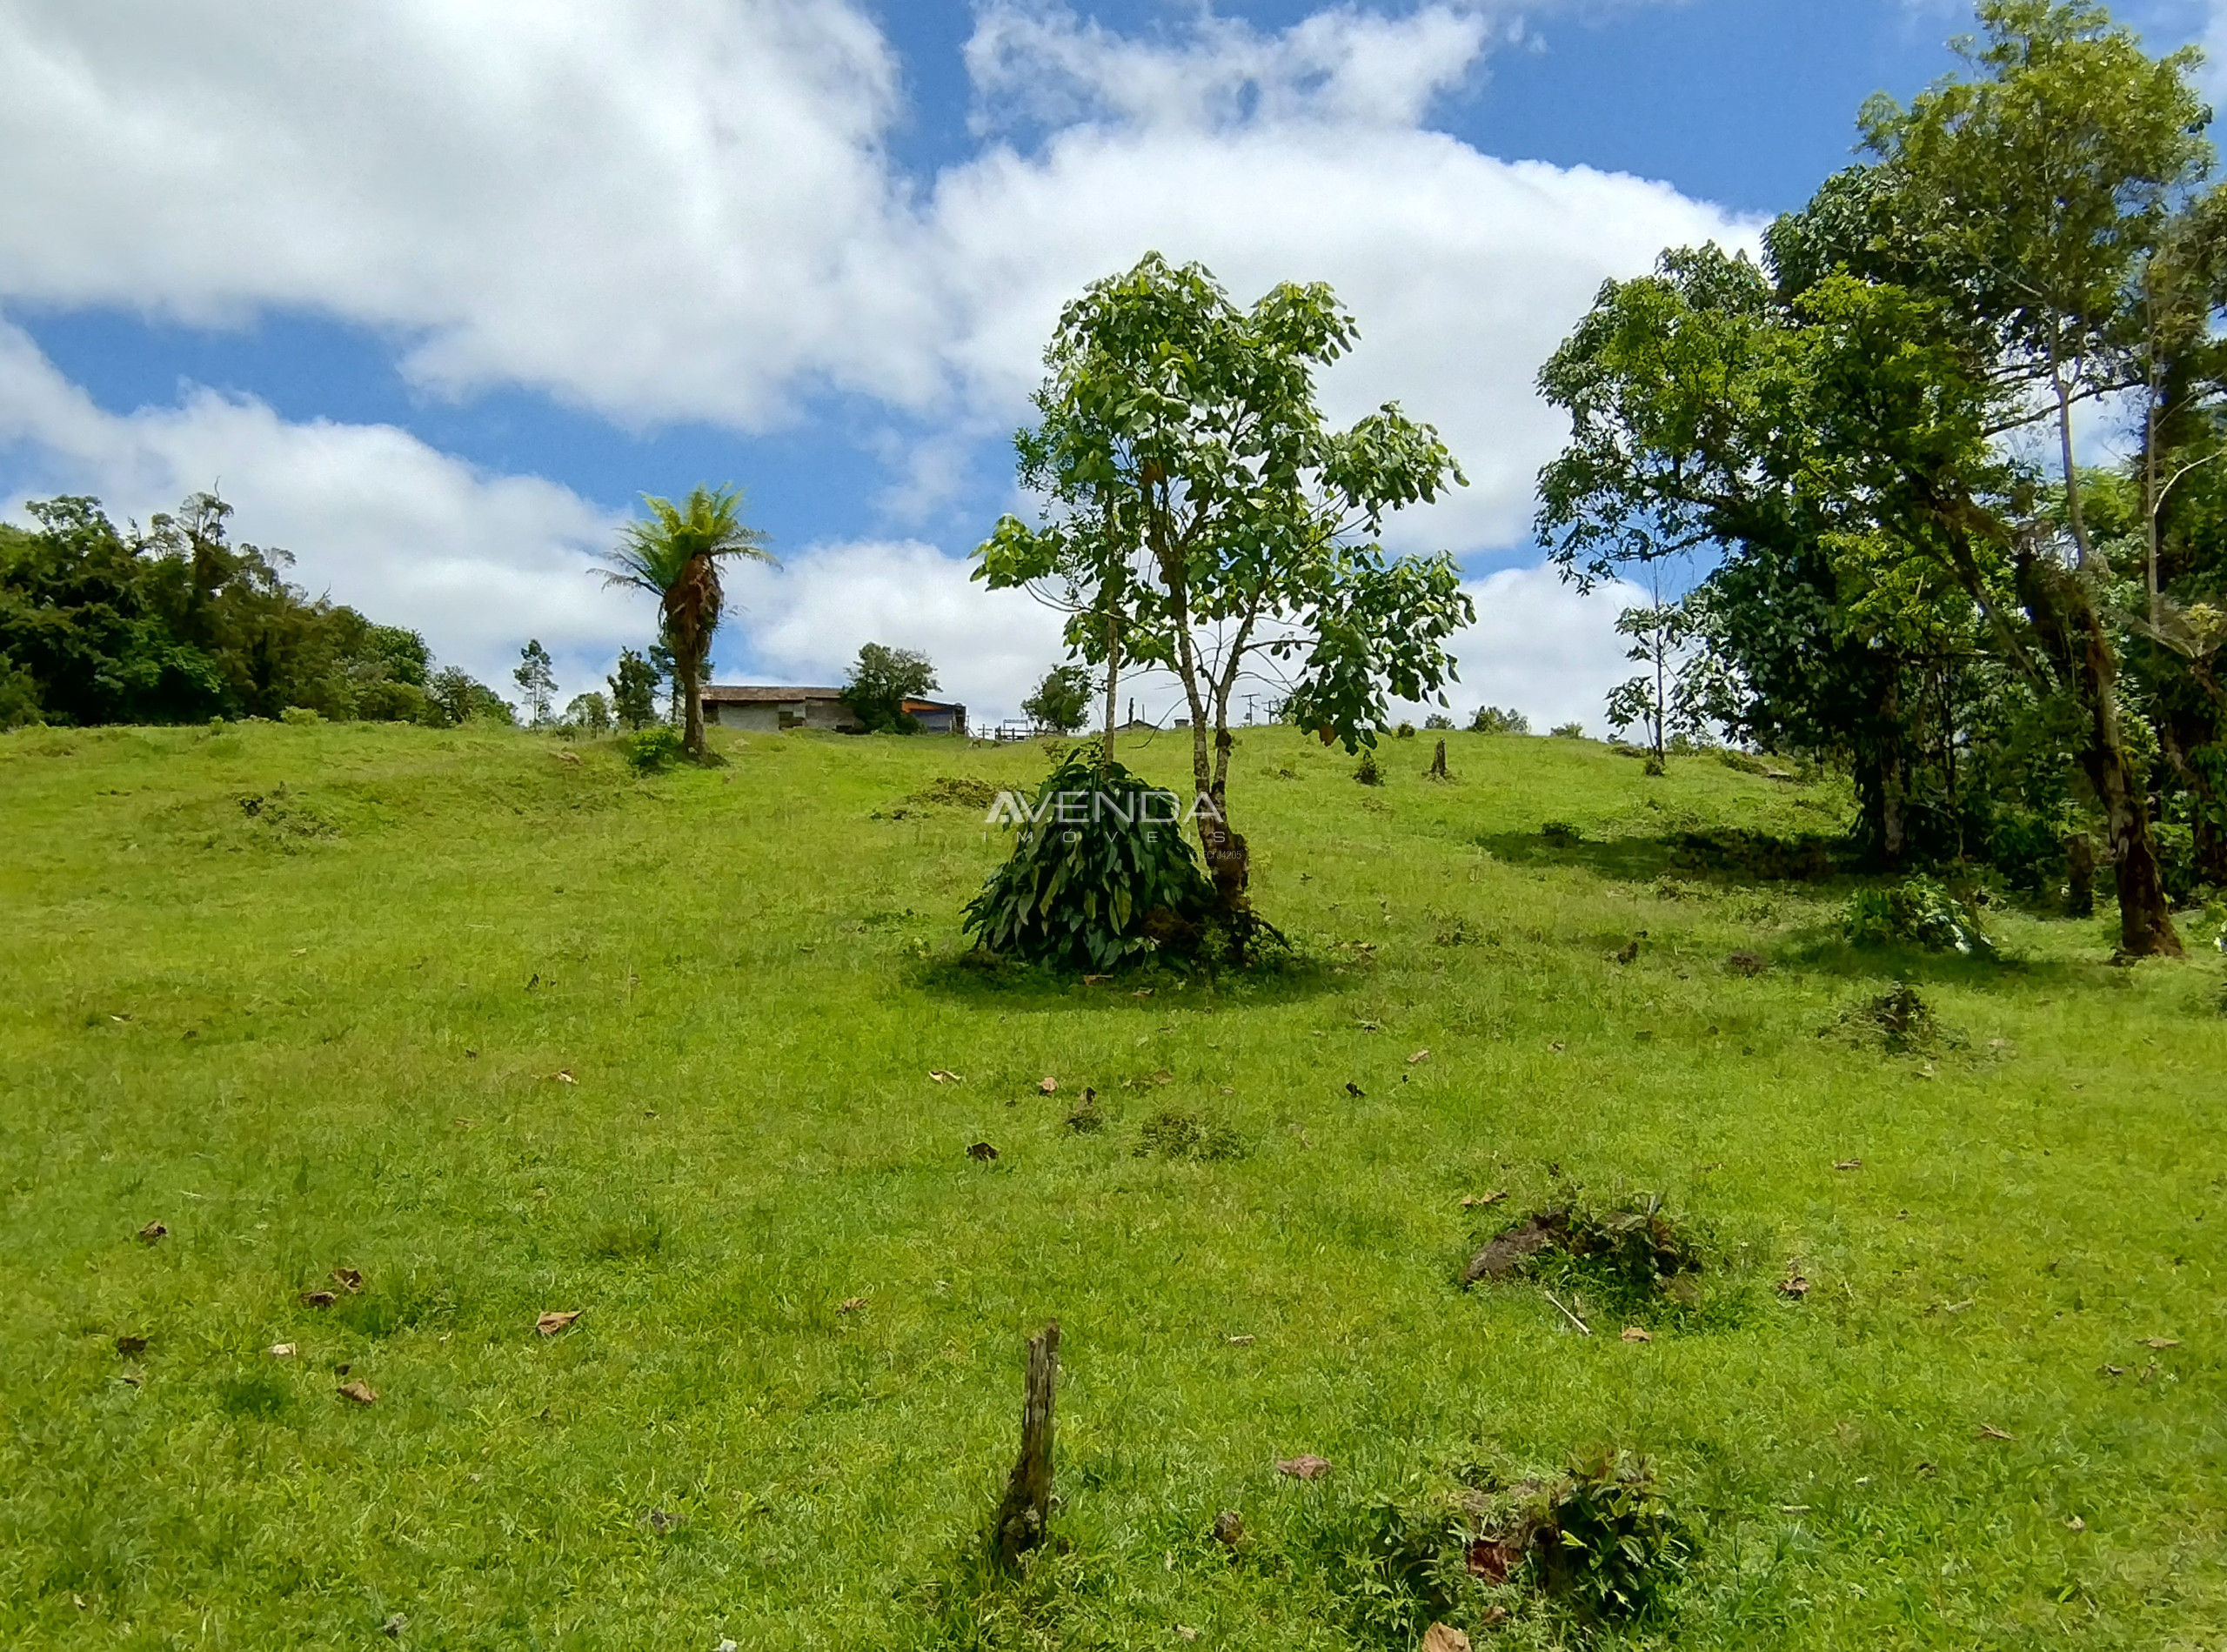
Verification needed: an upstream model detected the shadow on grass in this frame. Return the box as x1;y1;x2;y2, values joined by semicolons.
1472;826;1856;889
1781;929;2109;992
906;946;1351;1012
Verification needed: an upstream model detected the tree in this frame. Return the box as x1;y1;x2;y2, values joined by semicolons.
1824;0;2204;953
513;639;558;727
597;485;773;759
1471;706;1530;735
976;253;1472;913
1605;586;1700;764
608;647;660;731
841;643;938;733
427;666;513;726
562;691;613;733
1022;664;1093;734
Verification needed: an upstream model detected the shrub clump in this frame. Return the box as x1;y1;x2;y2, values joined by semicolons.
625;726;685;773
1844;875;1995;956
1539;819;1583;849
961;746;1214;972
1354;747;1384;786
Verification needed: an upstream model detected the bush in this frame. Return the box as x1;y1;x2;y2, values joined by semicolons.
279;706;322;727
1354;748;1384;786
1549;722;1587;739
961;746;1214;971
1844;876;1995;957
1532;1450;1689;1622
1394;721;1416;739
1423;712;1455;731
625;726;685;773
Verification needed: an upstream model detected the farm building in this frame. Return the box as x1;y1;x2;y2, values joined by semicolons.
700;686;966;735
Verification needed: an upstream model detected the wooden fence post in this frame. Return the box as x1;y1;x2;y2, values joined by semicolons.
993;1320;1060;1568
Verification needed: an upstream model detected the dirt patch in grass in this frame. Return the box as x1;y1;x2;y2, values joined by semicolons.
1461;1194;1715;1325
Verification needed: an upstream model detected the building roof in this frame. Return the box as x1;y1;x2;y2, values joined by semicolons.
699;685;846;703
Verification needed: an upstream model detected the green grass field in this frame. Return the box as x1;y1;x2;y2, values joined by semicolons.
3;719;2222;1649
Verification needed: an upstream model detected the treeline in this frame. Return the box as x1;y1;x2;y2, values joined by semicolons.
0;493;512;729
1539;1;2227;955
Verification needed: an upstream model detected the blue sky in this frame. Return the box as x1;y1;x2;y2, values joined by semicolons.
3;0;2221;725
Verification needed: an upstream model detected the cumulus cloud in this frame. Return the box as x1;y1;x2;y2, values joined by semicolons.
1426;563;1648;735
0;321;628;697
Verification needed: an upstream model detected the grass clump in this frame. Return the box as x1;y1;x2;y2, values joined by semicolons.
1462;1192;1706;1322
1134;1108;1246;1161
1830;982;1962;1054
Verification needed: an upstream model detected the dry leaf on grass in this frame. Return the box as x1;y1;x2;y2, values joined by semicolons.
1082;973;1111;986
1226;1334;1255;1347
928;1069;961;1083
1421;1626;1473;1652
268;1343;296;1358
536;1311;582;1336
1038;1076;1058;1094
1275;1455;1332;1481
2066;1515;2086;1532
137;1221;167;1244
1621;1327;1654;1342
1834;1159;1863;1171
2142;1337;2181;1350
1461;1191;1507;1210
1408;1049;1431;1065
1976;1423;2013;1441
298;1290;338;1308
331;1267;363;1294
336;1380;378;1405
838;1297;866;1314
1132;987;1154;998
1778;1276;1811;1299
553;1069;577;1085
1548;1041;1566;1053
966;1140;1000;1161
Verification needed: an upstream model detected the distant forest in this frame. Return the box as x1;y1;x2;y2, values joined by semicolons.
0;492;510;730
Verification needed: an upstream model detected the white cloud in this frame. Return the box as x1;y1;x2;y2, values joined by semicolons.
0;321;629;698
1426;563;1648;735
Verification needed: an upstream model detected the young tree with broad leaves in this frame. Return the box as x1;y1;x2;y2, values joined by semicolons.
513;639;558;727
597;485;773;759
975;252;1473;912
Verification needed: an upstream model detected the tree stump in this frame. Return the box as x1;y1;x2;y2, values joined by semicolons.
1428;739;1448;779
993;1321;1060;1568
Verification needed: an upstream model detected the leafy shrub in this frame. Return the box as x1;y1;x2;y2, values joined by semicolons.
279;706;322;727
1530;1450;1689;1622
1394;721;1416;739
1844;876;1995;957
1424;712;1455;731
2152;819;2203;905
1354;748;1384;786
1549;721;1586;739
961;746;1214;971
625;726;685;772
1830;982;1957;1054
1540;820;1582;848
1470;706;1530;735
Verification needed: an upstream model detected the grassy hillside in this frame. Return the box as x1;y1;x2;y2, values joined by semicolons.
1;719;2221;1649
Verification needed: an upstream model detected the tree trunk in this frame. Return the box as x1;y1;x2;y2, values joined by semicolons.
681;656;705;757
2070;606;2182;957
993;1321;1060;1568
2066;831;2097;918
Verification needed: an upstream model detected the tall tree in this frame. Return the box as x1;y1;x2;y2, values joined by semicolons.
1022;664;1093;735
513;639;558;727
607;647;661;732
598;486;773;759
977;253;1472;912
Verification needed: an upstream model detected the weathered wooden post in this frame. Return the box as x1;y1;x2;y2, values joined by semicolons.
993;1320;1060;1568
1428;739;1448;779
